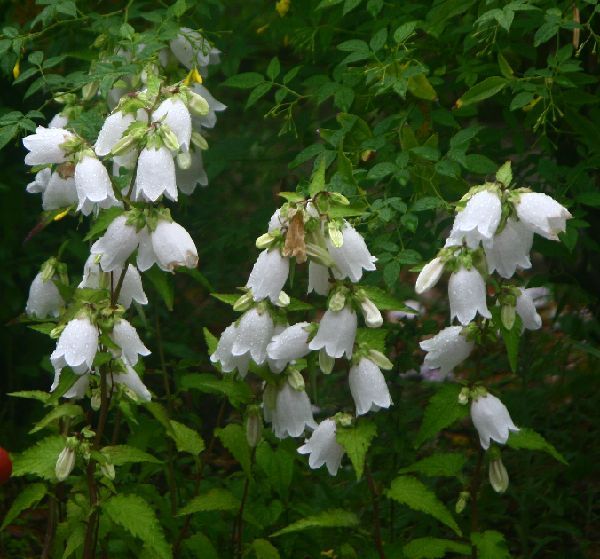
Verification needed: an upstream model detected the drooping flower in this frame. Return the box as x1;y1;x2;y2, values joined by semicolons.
22;126;75;166
268;382;317;439
74;155;120;215
515;288;542;330
26;272;64;318
110;319;151;365
267;322;312;362
191;84;226;129
420;326;474;377
515;192;572;241
230;307;274;365
26;168;51;194
177;150;208;194
327;221;377;282
308;261;330;296
137;220;198;272
152;97;192;152
133;146;178;202
49;113;69;129
470;393;519;450
448;266;491;325
55;446;76;481
415;256;445;294
169;28;221;71
358;297;383;328
348;358;393;416
95;109;146;156
448;189;502;248
489;458;509;493
247;248;289;303
297;419;344;476
308;306;357;359
110;360;152;402
90;215;140;272
210;324;251;377
50;316;99;375
41;172;78;210
484;218;533;279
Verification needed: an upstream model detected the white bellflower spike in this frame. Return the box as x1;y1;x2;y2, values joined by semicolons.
50;317;98;375
23;126;74;166
516;192;572;240
267;322;312;362
327;222;377;282
484;218;533;278
450;190;502;248
309;306;357;359
152;97;192;152
191;84;227;129
210;324;251;377
516;288;542;330
150;220;198;272
415;256;445;294
448;267;491;325
111;319;151;365
471;393;518;450
231;308;274;365
91;215;139;272
74;155;119;215
308;261;330;296
420;326;474;376
134;146;178;202
247;248;289;303
349;358;393;416
26;272;64;318
270;383;317;439
297;419;344;476
95;111;140;156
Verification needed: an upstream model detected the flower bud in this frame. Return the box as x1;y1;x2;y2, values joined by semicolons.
55;446;76;481
276;291;290;307
82;81;99;101
367;349;393;370
458;387;470;405
488;458;509;493
327;222;344;248
191;130;209;150
110;134;137;156
100;460;115;480
177;150;192;170
359;297;383;328
287;369;305;391
256;232;276;249
187;91;210;116
455;491;470;514
233;292;254;312
319;348;335;375
159;125;180;152
245;407;263;448
501;304;516;330
90;391;101;411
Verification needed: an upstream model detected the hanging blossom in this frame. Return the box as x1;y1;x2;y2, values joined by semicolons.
26;271;64;319
297;419;345;476
326;220;377;282
308;306;357;359
246;248;290;304
419;326;474;377
470;392;519;450
348;357;393;416
264;380;317;439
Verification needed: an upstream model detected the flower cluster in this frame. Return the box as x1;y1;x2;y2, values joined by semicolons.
211;192;393;475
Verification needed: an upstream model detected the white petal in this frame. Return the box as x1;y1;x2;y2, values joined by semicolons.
23;126;74;166
42;173;78;210
191;84;226;129
415;256;445;294
308;306;357;359
271;383;316;439
26;168;51;194
232;308;274;364
134;146;177;202
51;317;98;372
516;192;572;240
136;228;158;272
420;326;473;376
118;265;148;308
267;322;311;361
327;222;377;282
151;220;198;271
75;155;118;214
91;215;139;272
349;358;392;416
111;319;151;365
484;218;533;279
516;288;542;330
308;261;330;296
471;393;518;449
26;272;64;318
448;267;491;325
297;419;344;475
152;97;192;152
450;190;501;248
247;249;289;303
95;111;136;156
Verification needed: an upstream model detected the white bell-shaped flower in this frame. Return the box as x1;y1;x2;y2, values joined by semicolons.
110;319;151;365
308;261;330;296
470;393;519;450
349;357;393;416
327;222;377;282
268;209;287;232
231;307;274;365
26;168;51;194
191;84;226;129
449;190;502;248
118;265;148;308
74;155;120;216
516;288;542;330
177;150;208;194
210;324;251;377
95;110;146;156
246;248;289;303
42;172;78;210
169;28;220;70
22;126;74;166
448;266;491;325
308;306;357;359
137;220;198;272
359;297;383;328
50;316;98;375
134;146;178;202
415;256;445;294
267;322;312;362
49;113;69;129
516;192;572;240
484;218;533;278
91;215;140;272
297;419;344;476
26;272;64;318
152;97;192;151
270;382;317;439
61;373;91;399
266;324;289;374
420;326;474;376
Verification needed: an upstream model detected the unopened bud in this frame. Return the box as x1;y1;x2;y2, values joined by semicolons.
160;125;180;152
176;150;192;170
245;406;263;448
488;458;509;493
55;447;76;481
191;131;209;150
90;391;101;411
100;460;115;480
319;348;335;375
359;297;383;328
501;304;516;330
458;387;470;405
256;232;276;249
233;292;254;312
276;291;290;307
187;91;210;116
455;491;470;514
287;369;305;391
82;81;99;101
110;134;137;156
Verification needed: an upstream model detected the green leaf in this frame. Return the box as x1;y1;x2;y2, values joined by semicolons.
575;192;600;208
336;420;377;479
223;73;265;89
145;402;175;436
101;445;161;465
271;509;359;537
360;285;413;311
216;423;251;476
256;443;294;500
534;21;559;47
471;531;511;559
491;307;520;373
387;476;462;536
355;327;388;354
414;384;469;448
251;539;280;559
343;0;362;15
507;428;567;464
168;420;205;455
463;154;497;174
398;453;467;478
29;404;83;434
12;435;65;481
8;390;50;403
179;373;252;407
211;293;239;306
394;21;417;43
0;124;18;151
203;327;218;355
458;77;508;107
497;52;514;78
246;82;272;109
408;74;437;101
495;161;512;187
509;91;534;111
266;57;280;81
83;207;124;241
309;156;327;196
102;494;172;559
182;534;218;559
403;537;471;559
63;523;85;559
177;488;239;516
145;266;174;311
1;483;46;530
412;197;445;212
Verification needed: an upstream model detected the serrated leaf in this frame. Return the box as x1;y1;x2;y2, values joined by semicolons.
179;373;252;407
356;327;388;353
203;327;218;355
336;420;376;479
507;428;567;464
102;494;172;559
216;423;251;476
457;77;508;107
101;445;161;465
414;384;469;448
256;443;294;500
399;453;467;478
271;509;359;537
411;197;444;212
471;531;511;559
309;156;327;196
360;286;413;312
387;476;462;536
403;537;471;559
30;403;83;434
145;402;175;436
1;483;46;530
177;488;239;516
168;420;205;455
12;435;64;481
83;207;124;241
252;539;280;559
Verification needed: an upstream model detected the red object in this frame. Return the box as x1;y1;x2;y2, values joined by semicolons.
0;448;13;484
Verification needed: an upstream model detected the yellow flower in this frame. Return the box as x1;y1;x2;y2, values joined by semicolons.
12;58;20;79
275;0;290;17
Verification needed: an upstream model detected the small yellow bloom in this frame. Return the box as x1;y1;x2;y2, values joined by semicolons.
53;209;69;222
12;59;20;79
275;0;290;17
184;67;203;86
